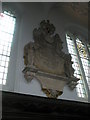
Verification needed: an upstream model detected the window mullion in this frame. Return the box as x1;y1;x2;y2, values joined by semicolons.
73;36;89;98
85;43;90;59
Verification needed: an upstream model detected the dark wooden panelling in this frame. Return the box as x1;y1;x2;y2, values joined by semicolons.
1;91;90;120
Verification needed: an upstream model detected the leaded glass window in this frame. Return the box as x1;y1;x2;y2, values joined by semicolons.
76;38;90;90
0;11;16;85
66;34;90;98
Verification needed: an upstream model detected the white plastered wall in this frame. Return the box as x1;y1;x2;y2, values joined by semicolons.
2;3;89;102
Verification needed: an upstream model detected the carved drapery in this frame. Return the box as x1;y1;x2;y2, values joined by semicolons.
22;20;79;98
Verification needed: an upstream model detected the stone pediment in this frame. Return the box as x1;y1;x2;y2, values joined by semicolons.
22;20;79;98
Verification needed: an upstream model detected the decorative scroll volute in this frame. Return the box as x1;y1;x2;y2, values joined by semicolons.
23;20;79;98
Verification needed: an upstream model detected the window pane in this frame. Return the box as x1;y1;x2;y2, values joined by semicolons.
76;39;90;90
66;34;87;98
0;11;16;85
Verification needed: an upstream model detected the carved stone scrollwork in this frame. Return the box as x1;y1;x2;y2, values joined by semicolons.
22;20;79;98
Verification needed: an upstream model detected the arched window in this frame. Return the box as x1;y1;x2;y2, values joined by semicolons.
66;33;90;99
0;11;16;85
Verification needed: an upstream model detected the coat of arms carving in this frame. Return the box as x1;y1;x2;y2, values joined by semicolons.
22;20;79;98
